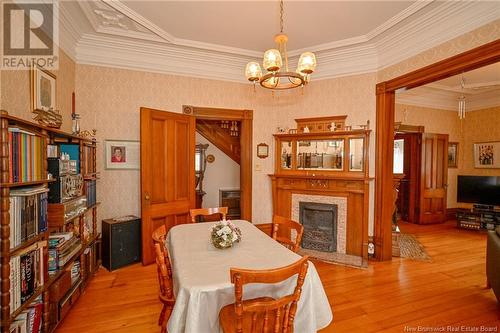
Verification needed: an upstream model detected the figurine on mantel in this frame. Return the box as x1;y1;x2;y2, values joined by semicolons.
330;122;336;132
303;126;310;133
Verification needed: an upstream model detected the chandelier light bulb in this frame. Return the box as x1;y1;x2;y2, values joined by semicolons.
263;49;282;72
298;52;317;74
245;62;262;82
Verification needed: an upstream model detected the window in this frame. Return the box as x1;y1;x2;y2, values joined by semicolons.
393;139;404;174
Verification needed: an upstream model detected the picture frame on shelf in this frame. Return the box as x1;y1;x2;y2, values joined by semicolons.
105;140;140;169
474;141;500;169
31;65;56;111
448;142;458;168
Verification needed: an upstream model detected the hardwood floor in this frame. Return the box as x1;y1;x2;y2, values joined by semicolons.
56;221;499;333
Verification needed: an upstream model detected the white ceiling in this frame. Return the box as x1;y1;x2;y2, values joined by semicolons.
121;1;415;52
57;1;500;82
397;62;500;111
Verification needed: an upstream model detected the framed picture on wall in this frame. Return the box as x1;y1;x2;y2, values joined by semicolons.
474;141;500;169
448;142;458;168
31;65;56;111
105;140;140;169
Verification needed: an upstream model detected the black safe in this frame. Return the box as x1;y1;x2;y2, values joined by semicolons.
102;216;141;271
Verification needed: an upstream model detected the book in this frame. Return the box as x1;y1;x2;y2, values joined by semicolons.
7;129;45;183
9;188;48;249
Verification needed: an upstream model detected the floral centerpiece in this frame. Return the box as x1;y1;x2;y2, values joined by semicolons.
210;219;242;249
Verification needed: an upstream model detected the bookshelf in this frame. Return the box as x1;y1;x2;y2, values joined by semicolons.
0;110;100;333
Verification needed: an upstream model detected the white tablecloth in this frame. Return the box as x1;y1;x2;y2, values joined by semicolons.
166;220;333;333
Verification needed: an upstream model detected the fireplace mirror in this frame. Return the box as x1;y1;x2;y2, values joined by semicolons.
349;138;364;171
297;139;344;170
280;140;292;169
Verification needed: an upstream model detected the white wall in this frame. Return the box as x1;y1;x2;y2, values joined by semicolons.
196;133;240;208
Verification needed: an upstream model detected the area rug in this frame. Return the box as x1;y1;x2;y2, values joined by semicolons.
399;233;431;261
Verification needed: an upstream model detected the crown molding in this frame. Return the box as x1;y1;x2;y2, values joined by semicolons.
59;1;500;83
289;1;433;56
376;1;500;69
57;2;82;61
397;87;500;112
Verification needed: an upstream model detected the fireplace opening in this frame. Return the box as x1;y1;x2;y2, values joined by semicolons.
299;202;338;252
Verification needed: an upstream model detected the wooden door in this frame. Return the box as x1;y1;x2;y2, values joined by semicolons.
140;107;195;264
419;133;448;224
394;132;421;224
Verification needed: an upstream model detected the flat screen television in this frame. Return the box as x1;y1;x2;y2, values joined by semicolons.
457;176;500;206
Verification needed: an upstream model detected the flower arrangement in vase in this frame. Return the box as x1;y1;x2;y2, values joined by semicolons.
210;219;242;249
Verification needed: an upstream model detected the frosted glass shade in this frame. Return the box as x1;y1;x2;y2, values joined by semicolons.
263;49;282;72
297;52;317;74
245;62;262;82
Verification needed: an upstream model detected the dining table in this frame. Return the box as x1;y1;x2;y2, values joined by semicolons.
165;219;333;333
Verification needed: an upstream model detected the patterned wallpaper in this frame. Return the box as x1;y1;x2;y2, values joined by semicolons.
0;50;75;133
462;106;500;176
394;104;500;208
395;104;463;208
1;20;498;234
74;65;377;229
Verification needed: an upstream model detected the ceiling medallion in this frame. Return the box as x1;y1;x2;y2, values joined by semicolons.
244;0;317;91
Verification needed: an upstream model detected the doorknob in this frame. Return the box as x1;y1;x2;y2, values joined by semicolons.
144;193;150;200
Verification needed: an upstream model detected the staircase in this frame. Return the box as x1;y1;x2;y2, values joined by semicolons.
196;119;241;164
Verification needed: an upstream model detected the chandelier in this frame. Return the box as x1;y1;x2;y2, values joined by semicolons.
244;0;317;90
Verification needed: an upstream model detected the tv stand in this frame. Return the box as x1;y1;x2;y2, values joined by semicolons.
456;206;500;230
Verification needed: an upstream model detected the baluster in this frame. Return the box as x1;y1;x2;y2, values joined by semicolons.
263;310;269;333
274;306;281;332
251;312;257;333
282;304;291;333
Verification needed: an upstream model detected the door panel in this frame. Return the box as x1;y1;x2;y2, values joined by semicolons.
141;107;195;264
419;133;448;224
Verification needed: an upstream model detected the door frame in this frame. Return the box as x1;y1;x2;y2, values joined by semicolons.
183;105;253;222
374;39;500;261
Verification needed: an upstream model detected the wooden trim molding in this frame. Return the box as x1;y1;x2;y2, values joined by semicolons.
374;39;500;261
184;105;253;222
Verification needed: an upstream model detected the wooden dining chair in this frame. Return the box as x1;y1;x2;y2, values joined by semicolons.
152;225;175;333
189;207;228;223
219;256;309;333
272;216;304;253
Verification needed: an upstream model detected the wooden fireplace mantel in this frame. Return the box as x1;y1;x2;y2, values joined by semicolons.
269;174;370;263
269;119;371;263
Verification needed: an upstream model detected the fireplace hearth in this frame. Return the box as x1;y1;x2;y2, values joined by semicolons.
299;202;338;252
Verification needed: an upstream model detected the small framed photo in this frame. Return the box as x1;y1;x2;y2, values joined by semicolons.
105;140;140;169
474;141;500;169
31;65;56;111
448;142;458;168
256;143;269;159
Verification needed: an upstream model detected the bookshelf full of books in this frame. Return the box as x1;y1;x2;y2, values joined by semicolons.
0;111;100;333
